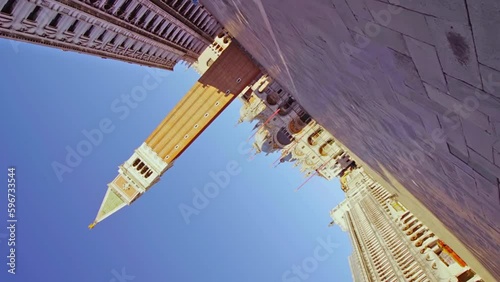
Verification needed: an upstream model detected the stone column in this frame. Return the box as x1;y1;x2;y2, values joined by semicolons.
187;38;196;50
123;1;139;18
193;10;205;24
205;21;215;35
74;21;90;36
142;11;155;27
179;33;190;45
157;20;169;35
89;25;104;41
169;27;181;40
169;51;180;60
195;13;207;26
10;1;36;30
149;45;158;56
84;29;100;47
132;6;147;24
177;0;189;12
35;9;57;35
112;34;126;50
101;30;116;44
97;0;107;9
155;48;164;58
72;21;91;40
180;2;193;16
150;16;162;32
10;0;28;16
194;41;203;53
141;44;151;54
164;24;176;38
132;40;144;53
200;16;211;30
183;36;193;48
173;28;184;42
205;19;217;34
124;37;135;48
110;0;127;14
55;14;76;38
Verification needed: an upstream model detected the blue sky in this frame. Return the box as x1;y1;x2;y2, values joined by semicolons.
0;40;352;282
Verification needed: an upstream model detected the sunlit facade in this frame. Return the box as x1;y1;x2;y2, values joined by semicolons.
237;75;353;180
331;167;483;282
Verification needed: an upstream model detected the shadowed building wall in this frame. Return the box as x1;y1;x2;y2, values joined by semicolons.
200;1;500;279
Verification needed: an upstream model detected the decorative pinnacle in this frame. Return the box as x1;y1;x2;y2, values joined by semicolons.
88;222;97;230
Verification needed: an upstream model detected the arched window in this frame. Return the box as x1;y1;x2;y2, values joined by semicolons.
276;127;293;146
128;4;141;21
206;58;214;67
133;158;140;167
137;162;145;170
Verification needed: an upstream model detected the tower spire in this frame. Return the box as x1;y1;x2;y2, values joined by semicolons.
89;185;127;229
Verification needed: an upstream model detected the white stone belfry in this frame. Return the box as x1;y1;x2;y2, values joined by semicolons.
89;143;172;228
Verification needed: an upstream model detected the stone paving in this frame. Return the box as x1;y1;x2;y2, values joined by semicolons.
200;0;500;279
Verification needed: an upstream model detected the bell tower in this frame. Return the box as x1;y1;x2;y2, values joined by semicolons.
90;42;262;228
88;143;173;229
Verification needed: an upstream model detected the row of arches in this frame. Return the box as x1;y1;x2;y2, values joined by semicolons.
132;158;153;178
252;78;349;170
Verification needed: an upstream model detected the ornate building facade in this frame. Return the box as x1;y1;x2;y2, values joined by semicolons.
237;75;353;180
0;0;221;69
90;42;262;228
331;167;483;282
